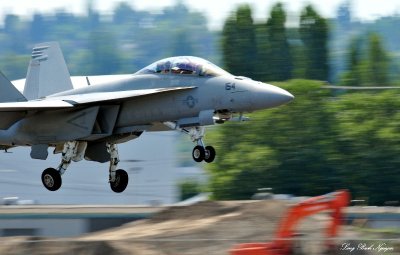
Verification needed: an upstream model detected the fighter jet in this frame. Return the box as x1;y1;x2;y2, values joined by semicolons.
0;42;294;193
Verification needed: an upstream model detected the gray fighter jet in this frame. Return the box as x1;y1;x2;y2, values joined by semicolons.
0;42;293;193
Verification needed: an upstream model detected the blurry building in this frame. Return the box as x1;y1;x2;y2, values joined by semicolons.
0;206;160;237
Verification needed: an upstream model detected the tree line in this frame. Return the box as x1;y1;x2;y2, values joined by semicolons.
202;3;400;205
0;1;398;85
221;2;398;86
221;3;329;82
0;2;218;80
206;80;400;205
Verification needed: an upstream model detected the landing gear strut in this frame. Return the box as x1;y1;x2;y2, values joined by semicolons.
163;122;217;163
42;141;80;191
107;143;128;193
41;141;129;193
189;127;216;163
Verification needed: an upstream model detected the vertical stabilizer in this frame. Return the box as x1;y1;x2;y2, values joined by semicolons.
0;71;27;103
23;42;73;100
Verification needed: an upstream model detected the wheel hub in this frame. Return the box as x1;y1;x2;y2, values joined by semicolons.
44;174;54;187
205;150;210;159
194;149;201;159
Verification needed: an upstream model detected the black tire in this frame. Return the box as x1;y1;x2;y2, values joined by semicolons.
110;169;129;193
204;146;216;163
41;168;62;191
192;145;205;162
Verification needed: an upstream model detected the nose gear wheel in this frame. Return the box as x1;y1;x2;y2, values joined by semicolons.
192;145;205;162
204;145;216;163
41;168;62;191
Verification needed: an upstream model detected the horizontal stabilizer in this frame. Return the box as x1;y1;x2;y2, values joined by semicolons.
0;71;27;103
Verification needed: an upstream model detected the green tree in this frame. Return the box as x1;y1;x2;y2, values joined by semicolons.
262;3;292;81
178;179;202;201
0;54;30;80
367;33;389;86
113;2;136;25
299;5;329;81
222;16;240;74
171;30;195;56
340;33;390;86
327;91;400;204
206;79;400;205
87;30;122;75
207;80;339;199
340;37;362;86
222;4;257;77
30;13;48;43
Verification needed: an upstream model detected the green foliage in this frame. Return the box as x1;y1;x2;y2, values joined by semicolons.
340;33;390;86
0;2;218;80
327;91;400;204
258;3;292;81
171;30;195;57
299;5;329;81
177;179;202;201
207;80;400;205
87;30;122;75
367;33;390;85
0;54;30;80
340;37;362;86
221;4;257;77
223;3;328;82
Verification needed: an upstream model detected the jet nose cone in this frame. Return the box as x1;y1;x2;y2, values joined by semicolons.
254;84;294;109
271;85;294;105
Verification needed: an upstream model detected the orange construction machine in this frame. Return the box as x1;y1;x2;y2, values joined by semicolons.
230;190;350;255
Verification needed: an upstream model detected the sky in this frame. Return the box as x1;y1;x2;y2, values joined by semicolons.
1;0;400;29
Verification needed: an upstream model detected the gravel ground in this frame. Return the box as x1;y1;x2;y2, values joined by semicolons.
0;200;394;255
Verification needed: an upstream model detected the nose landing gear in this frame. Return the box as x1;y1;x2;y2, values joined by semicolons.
192;145;216;163
163;122;217;163
189;127;216;163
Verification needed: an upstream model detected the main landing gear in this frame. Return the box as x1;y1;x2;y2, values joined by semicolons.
188;127;216;163
41;141;128;193
107;143;128;193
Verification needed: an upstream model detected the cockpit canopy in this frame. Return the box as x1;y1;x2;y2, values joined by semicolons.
134;56;231;77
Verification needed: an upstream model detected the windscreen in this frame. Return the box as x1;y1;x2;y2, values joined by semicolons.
134;56;231;77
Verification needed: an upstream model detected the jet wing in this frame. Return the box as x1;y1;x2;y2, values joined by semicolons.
0;100;74;111
50;86;196;105
0;86;195;111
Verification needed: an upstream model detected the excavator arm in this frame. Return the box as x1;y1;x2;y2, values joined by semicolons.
274;190;350;241
230;190;350;255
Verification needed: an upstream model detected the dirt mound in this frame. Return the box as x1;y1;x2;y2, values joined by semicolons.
0;236;125;255
83;200;290;241
0;200;343;255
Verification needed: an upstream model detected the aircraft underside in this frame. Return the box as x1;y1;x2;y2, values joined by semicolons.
39;124;216;193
